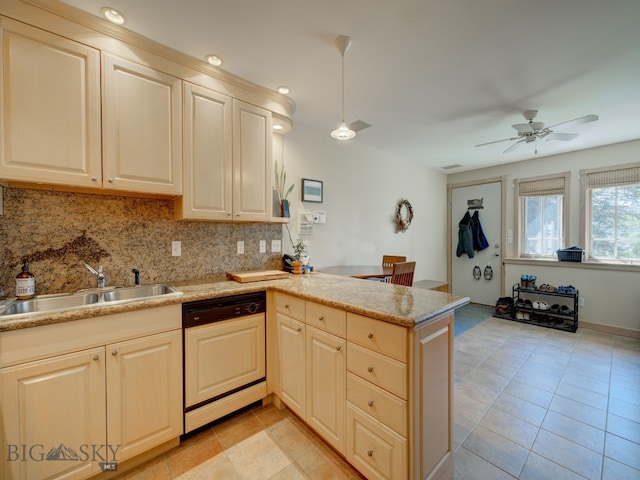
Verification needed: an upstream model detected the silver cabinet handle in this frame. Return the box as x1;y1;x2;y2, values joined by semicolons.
108;178;114;183
91;177;98;182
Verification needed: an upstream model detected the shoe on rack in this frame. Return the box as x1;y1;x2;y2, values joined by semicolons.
538;301;550;311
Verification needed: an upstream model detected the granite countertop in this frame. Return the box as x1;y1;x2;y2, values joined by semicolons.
0;273;469;332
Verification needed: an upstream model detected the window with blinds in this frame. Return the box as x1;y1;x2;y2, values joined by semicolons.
514;173;570;257
583;164;640;262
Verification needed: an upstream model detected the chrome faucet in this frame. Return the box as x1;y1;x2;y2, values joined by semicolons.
84;263;106;288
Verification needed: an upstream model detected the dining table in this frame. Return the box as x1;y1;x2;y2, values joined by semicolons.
317;265;392;279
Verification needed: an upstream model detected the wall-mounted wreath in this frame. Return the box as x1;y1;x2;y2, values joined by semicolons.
394;199;414;233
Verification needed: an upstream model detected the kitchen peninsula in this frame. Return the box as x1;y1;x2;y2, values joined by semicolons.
0;273;468;480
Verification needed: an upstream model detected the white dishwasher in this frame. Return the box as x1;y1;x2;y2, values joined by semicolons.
182;291;266;433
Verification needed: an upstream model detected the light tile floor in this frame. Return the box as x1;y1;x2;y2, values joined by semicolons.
454;317;640;480
114;317;640;480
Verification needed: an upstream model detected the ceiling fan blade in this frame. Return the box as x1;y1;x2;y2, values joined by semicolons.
348;119;371;132
512;123;534;134
545;132;579;142
475;136;519;147
503;139;525;153
547;114;599;131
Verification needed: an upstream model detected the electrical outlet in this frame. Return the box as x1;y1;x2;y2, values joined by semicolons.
578;297;585;307
171;240;181;257
259;240;267;253
271;240;281;253
237;241;244;255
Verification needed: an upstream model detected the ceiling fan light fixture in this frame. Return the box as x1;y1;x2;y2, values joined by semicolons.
331;122;356;140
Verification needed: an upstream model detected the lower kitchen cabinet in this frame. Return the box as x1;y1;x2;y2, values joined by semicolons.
276;312;306;419
0;348;106;480
272;293;455;480
0;305;183;480
305;325;346;453
346;403;407;480
106;330;182;463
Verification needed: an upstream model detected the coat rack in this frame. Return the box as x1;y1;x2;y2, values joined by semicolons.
467;198;484;210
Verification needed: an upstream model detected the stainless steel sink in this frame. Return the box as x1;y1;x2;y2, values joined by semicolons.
1;292;100;316
0;284;181;317
102;284;180;303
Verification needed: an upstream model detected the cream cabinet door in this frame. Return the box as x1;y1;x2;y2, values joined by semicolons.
106;330;182;463
177;82;232;220
232;99;272;221
276;312;306;419
102;53;182;196
0;17;101;187
0;347;106;480
306;325;346;453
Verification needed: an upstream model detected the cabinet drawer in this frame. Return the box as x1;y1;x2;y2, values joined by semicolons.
347;372;407;436
346;403;407;480
306;301;346;337
274;293;305;321
347;313;407;361
347;342;407;399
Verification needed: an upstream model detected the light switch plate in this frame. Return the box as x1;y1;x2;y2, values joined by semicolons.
237;241;244;255
271;240;281;253
259;240;267;253
171;241;181;257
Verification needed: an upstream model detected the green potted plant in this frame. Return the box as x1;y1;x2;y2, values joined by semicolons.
274;160;294;217
291;238;307;274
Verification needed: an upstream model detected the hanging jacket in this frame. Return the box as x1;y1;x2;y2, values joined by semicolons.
456;212;475;258
471;210;489;251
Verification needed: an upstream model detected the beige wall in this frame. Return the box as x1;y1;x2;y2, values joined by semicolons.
448;139;640;334
280;124;448;284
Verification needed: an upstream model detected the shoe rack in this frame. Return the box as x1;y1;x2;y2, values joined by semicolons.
511;284;579;333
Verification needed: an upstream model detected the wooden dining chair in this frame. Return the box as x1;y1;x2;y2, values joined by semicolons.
390;261;416;286
382;255;407;269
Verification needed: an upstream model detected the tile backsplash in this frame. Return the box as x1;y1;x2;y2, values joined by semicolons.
0;188;283;296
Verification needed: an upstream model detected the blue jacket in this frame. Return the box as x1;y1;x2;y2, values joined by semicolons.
471;210;489;251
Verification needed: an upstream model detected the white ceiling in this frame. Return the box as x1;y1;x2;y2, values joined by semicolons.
61;0;640;171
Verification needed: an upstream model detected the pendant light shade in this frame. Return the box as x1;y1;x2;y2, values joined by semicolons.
330;35;356;140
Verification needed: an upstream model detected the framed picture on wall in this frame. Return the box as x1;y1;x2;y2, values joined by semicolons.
302;178;323;203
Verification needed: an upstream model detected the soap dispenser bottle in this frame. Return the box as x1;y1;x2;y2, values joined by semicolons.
16;259;35;300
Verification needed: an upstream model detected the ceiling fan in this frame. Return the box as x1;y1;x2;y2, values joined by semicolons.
475;110;599;154
330;35;370;140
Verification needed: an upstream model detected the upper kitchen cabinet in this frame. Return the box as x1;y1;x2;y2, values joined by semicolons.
176;82;233;220
232;100;273;222
0;17;102;188
102;53;182;196
176;92;275;222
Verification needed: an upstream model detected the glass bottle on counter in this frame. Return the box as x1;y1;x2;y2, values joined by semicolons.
16;259;35;300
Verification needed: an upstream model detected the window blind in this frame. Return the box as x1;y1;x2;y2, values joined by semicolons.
518;176;566;196
586;166;640;189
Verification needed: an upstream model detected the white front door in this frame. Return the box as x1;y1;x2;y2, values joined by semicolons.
450;181;503;305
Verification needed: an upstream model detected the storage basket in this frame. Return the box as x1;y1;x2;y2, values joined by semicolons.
557;247;584;262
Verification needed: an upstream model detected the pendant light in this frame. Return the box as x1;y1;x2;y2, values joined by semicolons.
330;35;356;140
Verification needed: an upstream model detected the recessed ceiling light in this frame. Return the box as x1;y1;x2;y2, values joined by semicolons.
101;7;125;25
277;86;290;95
205;54;222;66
